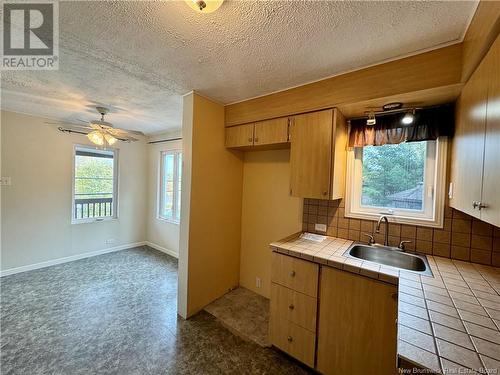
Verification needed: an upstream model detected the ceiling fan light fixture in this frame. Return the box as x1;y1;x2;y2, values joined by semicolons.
185;0;223;13
104;133;117;146
87;130;104;146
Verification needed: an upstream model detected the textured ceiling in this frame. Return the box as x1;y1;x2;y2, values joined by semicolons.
1;1;477;134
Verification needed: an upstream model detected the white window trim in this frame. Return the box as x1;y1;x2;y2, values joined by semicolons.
71;144;119;224
157;149;182;225
345;137;448;228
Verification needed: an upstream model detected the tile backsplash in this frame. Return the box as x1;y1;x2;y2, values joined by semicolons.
302;199;500;267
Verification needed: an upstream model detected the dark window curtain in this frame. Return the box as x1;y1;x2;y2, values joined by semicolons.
348;104;455;147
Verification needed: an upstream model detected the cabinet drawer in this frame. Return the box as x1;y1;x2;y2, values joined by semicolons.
271;252;319;297
271;283;317;332
270;318;316;368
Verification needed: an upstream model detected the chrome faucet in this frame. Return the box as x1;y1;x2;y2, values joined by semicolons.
376;215;389;246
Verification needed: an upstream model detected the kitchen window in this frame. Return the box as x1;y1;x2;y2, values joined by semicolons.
345;138;447;228
72;145;118;223
158;150;182;223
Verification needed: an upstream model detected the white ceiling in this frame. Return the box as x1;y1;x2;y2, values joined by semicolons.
1;1;477;134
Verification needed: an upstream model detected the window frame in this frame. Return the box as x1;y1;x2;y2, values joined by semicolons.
345;137;448;228
71;144;119;225
157;149;182;224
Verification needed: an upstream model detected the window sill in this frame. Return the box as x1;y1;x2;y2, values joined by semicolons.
344;210;443;229
157;217;180;225
71;217;118;225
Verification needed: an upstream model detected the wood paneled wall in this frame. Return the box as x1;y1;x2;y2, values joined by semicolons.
461;1;500;82
225;44;462;126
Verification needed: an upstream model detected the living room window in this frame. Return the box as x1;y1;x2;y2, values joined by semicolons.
72;146;118;223
158;150;182;223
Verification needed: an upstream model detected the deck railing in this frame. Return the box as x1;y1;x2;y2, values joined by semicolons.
74;197;113;219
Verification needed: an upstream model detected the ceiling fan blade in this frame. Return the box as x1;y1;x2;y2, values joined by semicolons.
45;120;91;127
106;128;144;137
123;129;144;136
104;129;138;142
57;124;94;135
53;123;92;131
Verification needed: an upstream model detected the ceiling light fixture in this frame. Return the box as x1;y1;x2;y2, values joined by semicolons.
87;129;117;147
366;111;376;126
87;130;105;146
402;109;415;125
382;102;403;111
185;0;224;13
104;133;117;146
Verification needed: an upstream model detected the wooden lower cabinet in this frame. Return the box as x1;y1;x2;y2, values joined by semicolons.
316;267;398;375
270;252;318;297
269;306;316;368
271;283;317;332
270;252;398;373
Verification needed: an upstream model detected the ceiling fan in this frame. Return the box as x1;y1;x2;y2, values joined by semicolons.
47;106;144;146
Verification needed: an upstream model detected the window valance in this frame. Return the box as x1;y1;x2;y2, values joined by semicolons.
348;104;454;147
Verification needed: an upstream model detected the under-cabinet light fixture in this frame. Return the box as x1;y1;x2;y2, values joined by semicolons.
366;111;376;126
401;109;415;125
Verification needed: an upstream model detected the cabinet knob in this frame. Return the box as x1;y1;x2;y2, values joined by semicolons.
478;202;488;210
288;304;294;310
254;137;259;143
472;201;479;209
323;191;328;196
290;270;296;277
287;336;293;342
248;137;253;143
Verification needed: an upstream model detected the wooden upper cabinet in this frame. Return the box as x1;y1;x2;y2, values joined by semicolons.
450;61;488;219
225;117;290;149
450;34;500;226
254;117;289;146
289;108;347;199
479;35;500;227
317;267;398;375
225;123;254;148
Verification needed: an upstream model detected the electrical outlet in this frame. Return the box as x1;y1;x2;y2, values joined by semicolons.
0;177;11;186
256;277;262;288
105;238;116;245
315;223;327;233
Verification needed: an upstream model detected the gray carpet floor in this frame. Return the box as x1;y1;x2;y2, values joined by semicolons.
0;246;311;374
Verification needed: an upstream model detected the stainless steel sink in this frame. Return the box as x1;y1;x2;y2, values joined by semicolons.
345;244;432;276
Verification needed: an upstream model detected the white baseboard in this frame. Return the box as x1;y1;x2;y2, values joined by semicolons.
0;241;147;277
145;241;179;259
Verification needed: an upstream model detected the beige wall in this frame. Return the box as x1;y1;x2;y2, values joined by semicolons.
1;111;148;272
240;149;303;298
146;131;182;256
178;92;244;318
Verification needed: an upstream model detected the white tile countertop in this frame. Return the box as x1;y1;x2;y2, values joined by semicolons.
270;233;500;374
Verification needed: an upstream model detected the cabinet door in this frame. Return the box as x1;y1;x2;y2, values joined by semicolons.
450;59;488;218
289;109;333;199
480;36;500;226
317;267;398;375
225;123;254;148
254;117;289;146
